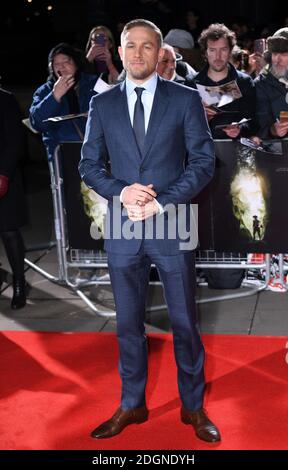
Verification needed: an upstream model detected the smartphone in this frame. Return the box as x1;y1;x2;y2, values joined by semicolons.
254;39;266;55
95;33;106;46
279;111;288;123
94;33;107;73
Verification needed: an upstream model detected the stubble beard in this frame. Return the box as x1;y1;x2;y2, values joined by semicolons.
128;64;151;81
210;62;227;73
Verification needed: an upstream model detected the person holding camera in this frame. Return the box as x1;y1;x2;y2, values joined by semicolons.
85;26;122;84
254;28;288;139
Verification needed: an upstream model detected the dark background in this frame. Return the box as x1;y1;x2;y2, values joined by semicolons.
0;0;286;86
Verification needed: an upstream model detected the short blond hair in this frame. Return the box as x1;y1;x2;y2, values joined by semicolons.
121;19;163;49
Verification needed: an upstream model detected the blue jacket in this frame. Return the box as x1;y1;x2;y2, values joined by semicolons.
29;73;97;160
79;77;215;255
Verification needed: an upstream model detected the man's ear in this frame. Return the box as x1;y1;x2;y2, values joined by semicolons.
158;47;165;61
118;46;123;61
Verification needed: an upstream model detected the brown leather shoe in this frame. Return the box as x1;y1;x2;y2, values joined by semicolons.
181;407;221;443
91;406;149;439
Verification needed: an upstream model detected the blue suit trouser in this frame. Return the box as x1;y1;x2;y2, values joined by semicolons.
107;240;205;411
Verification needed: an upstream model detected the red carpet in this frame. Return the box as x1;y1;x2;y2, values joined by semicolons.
0;332;287;450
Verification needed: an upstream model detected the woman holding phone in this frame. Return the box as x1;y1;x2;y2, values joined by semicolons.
85;26;122;83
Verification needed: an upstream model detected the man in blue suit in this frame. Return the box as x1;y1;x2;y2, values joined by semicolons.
79;19;220;443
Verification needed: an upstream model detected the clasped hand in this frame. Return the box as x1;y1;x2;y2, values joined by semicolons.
122;183;159;221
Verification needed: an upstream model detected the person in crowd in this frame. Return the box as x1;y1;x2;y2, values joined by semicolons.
230;45;250;72
194;23;257;139
29;43;98;161
183;7;203;47
164;27;194;50
156;43;196;85
85;26;122;84
230;16;255;51
0;88;27;309
162;29;197;78
163;28;202;71
254;27;288;139
79;18;220;443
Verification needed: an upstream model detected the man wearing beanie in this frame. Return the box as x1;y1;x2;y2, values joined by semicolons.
254;28;288;139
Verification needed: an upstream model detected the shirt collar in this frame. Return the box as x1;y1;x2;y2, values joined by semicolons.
126;73;158;96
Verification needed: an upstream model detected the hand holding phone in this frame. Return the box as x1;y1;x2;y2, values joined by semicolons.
271;112;288;137
94;33;106;47
88;32;108;72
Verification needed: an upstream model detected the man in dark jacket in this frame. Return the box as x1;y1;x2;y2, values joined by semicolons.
254;28;288;139
194;23;257;139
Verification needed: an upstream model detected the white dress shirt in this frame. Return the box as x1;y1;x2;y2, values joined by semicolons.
125;73;158;132
120;73;163;213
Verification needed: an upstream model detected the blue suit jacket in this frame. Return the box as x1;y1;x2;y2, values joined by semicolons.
79;76;215;254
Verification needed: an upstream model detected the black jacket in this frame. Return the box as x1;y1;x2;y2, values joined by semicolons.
194;63;257;139
254;67;288;139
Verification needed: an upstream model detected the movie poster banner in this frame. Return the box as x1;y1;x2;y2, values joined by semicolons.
196;138;288;252
58;140;288;253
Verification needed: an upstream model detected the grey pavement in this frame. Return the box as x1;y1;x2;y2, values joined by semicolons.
1;160;288;335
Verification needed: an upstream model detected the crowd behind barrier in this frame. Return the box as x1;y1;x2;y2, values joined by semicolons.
23;137;288;316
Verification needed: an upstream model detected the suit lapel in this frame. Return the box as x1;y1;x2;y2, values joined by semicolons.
142;77;170;162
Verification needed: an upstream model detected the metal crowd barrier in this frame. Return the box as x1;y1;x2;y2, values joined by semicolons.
24;139;288;317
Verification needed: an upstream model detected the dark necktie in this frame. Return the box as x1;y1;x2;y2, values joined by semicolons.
133;87;145;154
